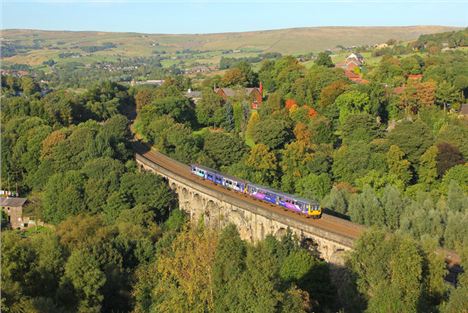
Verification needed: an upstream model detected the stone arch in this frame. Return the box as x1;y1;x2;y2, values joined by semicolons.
181;187;189;200
301;237;321;259
258;222;265;241
205;200;216;223
192;192;203;210
329;248;347;266
275;227;287;239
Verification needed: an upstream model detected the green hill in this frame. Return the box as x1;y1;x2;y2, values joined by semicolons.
1;26;460;66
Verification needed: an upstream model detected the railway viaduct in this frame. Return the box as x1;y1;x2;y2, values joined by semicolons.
134;142;364;265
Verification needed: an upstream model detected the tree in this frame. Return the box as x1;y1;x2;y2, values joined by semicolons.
349;230;430;313
387;119;434;166
380;185;406;230
321;186;351;215
372;55;404;85
315;52;334;68
309;117;336;145
280;141;313;181
244;144;278;185
436;81;460;111
399;80;436;114
196;89;225;127
135;87;157;111
212;225;246;312
203;132;248;168
296;173;332;201
252;116;293;150
317;80;349;109
64;249;106;313
42;91;80;126
293;122;312;146
442;165;468;193
236;242;283;313
221;68;247;87
339;113;382;144
119;172;177;223
332;143;382;185
418;146;439;185
258;91;283;117
437;119;468;159
348;187;385;227
20;76;40;96
401;55;424;75
151;227;218;313
43;170;87;224
246;111;260;141
334;90;371;124
152;96;195;125
435;142;464;177
387;145;412;186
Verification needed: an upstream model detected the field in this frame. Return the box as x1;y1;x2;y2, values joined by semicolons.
1;26;460;67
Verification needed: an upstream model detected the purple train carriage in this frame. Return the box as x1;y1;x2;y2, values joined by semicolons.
190;164;322;218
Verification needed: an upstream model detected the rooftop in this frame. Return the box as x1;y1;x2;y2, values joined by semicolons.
0;197;27;207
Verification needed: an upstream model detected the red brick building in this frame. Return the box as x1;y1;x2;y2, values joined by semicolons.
214;86;263;109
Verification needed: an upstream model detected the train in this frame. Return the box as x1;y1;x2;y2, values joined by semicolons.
190;164;322;218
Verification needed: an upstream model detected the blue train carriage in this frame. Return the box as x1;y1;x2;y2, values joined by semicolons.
247;183;321;218
190;164;247;192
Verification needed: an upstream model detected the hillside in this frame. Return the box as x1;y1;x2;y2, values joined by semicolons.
1;26;460;66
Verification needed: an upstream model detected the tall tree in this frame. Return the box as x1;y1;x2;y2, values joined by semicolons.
386;145;413;186
418;146;439;185
315;52;334;68
436;81;460;111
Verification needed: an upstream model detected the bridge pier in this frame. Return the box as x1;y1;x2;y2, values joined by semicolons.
136;155;354;265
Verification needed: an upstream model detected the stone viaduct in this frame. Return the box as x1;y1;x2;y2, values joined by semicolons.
135;149;363;265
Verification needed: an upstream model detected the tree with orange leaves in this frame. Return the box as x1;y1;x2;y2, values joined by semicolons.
399;80;436;114
307;106;318;118
294;122;312;145
285;99;298;111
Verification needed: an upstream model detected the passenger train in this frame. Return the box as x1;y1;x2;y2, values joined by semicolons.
190;164;322;218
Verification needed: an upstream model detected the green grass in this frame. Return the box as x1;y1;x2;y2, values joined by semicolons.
2;26;459;66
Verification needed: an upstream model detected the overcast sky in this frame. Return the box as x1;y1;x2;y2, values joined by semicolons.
2;1;467;34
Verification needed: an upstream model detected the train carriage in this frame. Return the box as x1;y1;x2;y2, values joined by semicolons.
191;164;321;218
190;164;247;192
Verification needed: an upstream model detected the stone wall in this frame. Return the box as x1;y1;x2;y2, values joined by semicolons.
136;153;354;265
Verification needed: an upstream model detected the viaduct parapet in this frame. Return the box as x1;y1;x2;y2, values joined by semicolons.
134;146;364;265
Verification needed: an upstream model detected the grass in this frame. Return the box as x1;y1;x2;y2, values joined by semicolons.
2;26;459;67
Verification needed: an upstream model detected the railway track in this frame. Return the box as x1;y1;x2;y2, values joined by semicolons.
132;140;462;269
133;141;365;242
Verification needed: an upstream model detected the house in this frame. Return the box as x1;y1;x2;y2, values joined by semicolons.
346;53;364;65
185;66;211;74
459;104;468;118
408;74;423;81
1;197;27;229
185;88;202;103
393;86;406;95
336;52;365;73
130;79;165;86
344;70;369;84
374;43;389;49
214;86;263;109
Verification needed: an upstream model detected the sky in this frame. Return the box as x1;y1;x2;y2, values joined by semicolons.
1;0;467;34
